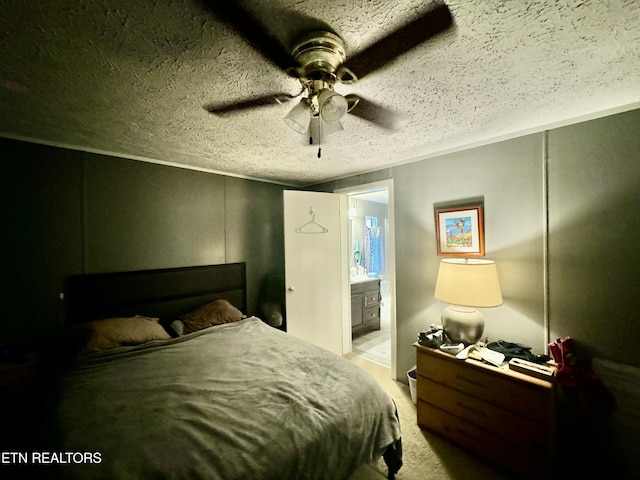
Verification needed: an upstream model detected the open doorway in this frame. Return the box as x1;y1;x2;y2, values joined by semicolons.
336;180;396;378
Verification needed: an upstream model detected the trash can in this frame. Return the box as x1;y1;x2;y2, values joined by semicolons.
407;366;417;404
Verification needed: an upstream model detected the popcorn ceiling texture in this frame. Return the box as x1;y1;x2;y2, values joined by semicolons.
0;0;639;186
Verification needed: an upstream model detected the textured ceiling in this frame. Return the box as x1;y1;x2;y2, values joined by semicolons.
1;0;639;186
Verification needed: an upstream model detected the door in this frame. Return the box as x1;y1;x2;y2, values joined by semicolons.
336;179;396;379
284;190;349;356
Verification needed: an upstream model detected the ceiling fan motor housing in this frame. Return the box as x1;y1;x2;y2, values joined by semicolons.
292;31;346;84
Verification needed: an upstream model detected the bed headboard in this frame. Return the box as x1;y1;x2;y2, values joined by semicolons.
65;263;246;325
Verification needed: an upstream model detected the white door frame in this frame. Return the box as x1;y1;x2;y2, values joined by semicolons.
335;179;397;379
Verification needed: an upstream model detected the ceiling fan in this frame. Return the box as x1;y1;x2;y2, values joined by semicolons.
202;1;454;154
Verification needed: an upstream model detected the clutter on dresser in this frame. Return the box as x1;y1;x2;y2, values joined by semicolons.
451;343;506;366
417;324;444;348
439;342;464;355
417;327;556;370
475;345;506;366
486;339;540;362
508;358;556;380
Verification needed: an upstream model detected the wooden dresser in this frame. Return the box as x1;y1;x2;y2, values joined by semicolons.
415;344;556;479
350;279;381;336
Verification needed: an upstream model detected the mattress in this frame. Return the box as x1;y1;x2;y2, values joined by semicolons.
44;317;401;479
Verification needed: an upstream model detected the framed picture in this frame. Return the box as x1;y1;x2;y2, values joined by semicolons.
435;205;485;256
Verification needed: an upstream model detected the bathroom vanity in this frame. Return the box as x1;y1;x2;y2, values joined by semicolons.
350;278;381;336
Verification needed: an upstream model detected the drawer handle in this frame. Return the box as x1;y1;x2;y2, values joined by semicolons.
455;375;486;389
456;401;487;417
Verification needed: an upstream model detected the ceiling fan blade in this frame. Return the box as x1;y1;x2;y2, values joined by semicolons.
200;1;297;74
205;92;300;116
341;1;453;81
345;94;401;131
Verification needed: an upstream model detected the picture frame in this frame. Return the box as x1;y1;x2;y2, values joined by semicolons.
435;205;485;256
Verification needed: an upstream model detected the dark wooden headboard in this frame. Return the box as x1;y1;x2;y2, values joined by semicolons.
64;263;246;325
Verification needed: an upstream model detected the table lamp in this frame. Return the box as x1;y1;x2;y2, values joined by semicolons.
434;258;503;344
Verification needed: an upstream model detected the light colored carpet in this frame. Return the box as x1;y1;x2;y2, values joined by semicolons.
347;355;510;480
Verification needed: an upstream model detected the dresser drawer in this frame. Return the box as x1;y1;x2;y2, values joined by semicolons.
418;401;544;477
417;350;550;422
363;290;380;307
363;306;379;322
418;377;547;451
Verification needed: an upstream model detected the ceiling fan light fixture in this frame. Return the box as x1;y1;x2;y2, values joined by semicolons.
317;89;348;123
284;99;312;134
321;117;344;137
308;116;344;143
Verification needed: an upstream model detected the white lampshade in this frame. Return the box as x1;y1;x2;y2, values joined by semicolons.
320;117;344;136
308;115;343;143
317;89;348;123
434;258;502;345
284;99;312;134
435;259;502;307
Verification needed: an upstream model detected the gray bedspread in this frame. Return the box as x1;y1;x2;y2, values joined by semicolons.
47;317;401;479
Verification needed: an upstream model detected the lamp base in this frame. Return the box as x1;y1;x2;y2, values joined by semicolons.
441;305;484;345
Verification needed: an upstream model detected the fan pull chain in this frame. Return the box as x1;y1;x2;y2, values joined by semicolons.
317;118;322;158
308;134;321;157
308;117;322;158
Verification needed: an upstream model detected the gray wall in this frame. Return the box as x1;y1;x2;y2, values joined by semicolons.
313;108;640;380
547;110;640;362
1;138;286;348
393;133;546;378
3;108;638;377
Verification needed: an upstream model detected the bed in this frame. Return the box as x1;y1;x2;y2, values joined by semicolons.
43;263;402;480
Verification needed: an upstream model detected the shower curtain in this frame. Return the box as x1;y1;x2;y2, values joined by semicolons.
363;226;384;275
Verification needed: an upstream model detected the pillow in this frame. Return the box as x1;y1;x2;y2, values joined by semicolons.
81;315;171;353
179;299;245;334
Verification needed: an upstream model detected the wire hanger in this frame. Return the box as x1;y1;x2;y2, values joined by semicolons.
296;207;329;234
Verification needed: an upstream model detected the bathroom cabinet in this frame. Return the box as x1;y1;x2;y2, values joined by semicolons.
350;279;380;336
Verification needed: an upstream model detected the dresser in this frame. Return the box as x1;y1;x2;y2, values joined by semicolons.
350;279;381;336
415;344;556;479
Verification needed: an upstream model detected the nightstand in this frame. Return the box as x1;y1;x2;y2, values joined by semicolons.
0;351;40;386
415;344;556;479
